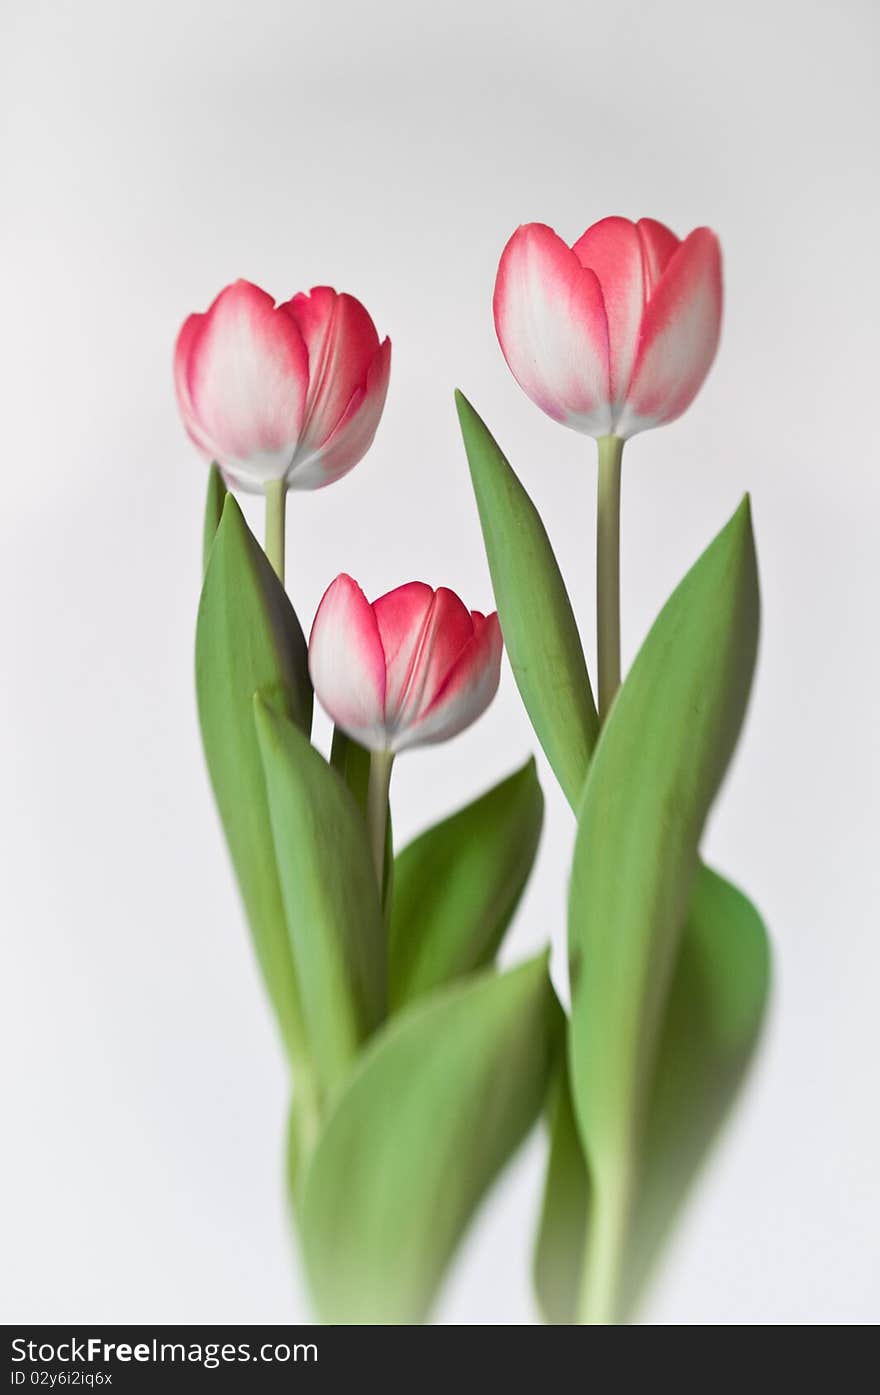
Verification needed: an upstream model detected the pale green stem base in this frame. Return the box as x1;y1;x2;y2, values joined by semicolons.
596;436;624;722
264;478;287;583
366;750;394;890
578;1163;632;1324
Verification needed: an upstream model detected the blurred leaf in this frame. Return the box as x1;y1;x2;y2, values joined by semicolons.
389;759;543;1008
533;1007;590;1325
329;726;372;817
619;863;770;1317
534;865;769;1323
255;696;386;1103
568;497;759;1323
195;494;312;1065
301;953;558;1324
202;464;228;575
456;391;598;807
329;727;393;912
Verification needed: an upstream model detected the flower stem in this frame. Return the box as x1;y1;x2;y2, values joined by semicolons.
263;478;287;583
366;749;394;890
586;434;628;1325
596;435;624;722
578;1164;632;1325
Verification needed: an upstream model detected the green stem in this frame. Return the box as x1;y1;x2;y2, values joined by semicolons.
578;1165;632;1325
263;477;287;583
596;435;624;722
581;435;629;1325
366;749;394;889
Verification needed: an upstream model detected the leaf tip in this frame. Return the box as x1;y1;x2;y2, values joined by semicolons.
210;489;248;560
454;388;479;430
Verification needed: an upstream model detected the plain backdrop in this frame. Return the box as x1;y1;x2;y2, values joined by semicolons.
2;0;878;1325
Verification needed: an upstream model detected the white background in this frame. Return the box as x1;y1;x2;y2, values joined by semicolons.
2;0;878;1325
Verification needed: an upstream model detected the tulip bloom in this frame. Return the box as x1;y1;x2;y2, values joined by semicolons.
309;576;503;754
174;279;390;491
493;217;722;439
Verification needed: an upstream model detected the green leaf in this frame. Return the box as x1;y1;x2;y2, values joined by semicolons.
619;863;770;1318
255;696;386;1103
456;391;599;807
329;726;372;817
389;759;544;1009
202;464;228;576
329;727;393;911
195;494;313;1065
534;865;769;1324
568;497;759;1323
533;1012;590;1326
300;954;559;1324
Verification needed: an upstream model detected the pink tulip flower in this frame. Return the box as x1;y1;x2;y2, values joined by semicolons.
174;279;390;492
493;217;722;439
309;576;503;754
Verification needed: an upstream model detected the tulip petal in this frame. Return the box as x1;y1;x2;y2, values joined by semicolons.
284;288;382;453
309;575;387;747
572;217;647;407
398;613;503;751
174;313;216;457
388;589;476;737
290;337;391;491
182;280;309;486
372;581;435;718
617;229;722;438
494;224;611;435
636;218;680;296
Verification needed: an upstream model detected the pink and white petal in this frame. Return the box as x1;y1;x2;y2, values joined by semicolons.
289;337;391;491
494;224;612;435
283;288;382;453
372;581;435;718
636;219;680;296
174;313;215;456
396;613;503;752
617;229;722;437
308;575;388;748
187;280;309;473
391;588;476;733
572;217;648;406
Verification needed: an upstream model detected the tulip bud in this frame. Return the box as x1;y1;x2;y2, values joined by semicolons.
493;217;722;439
309;576;503;754
174;279;391;492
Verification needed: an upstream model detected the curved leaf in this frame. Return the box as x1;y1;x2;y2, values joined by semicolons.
535;864;769;1323
619;863;770;1317
568;497;759;1323
255;696;385;1103
195;494;312;1065
389;759;543;1009
533;1011;590;1325
329;725;371;814
300;954;558;1324
456;391;598;806
330;726;393;910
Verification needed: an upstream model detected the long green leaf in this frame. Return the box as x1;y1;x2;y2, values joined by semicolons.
255;696;386;1103
456;391;598;806
389;759;544;1009
568;497;759;1323
533;1013;589;1325
329;726;371;817
535;864;769;1323
300;954;558;1323
619;862;770;1317
329;727;393;911
195;493;312;1066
